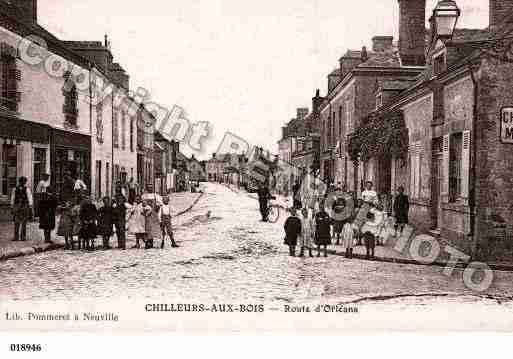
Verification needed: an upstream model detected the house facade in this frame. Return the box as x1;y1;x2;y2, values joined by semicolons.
349;0;513;260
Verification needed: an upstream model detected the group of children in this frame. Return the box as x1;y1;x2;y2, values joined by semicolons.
56;194;178;250
284;181;410;260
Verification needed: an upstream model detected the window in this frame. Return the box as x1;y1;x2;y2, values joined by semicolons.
376;94;382;110
0;43;21;112
409;143;422;199
113;111;119;148
130;118;134;152
345;99;353;134
96;102;103;143
338;106;342;137
95;160;102;199
121;110;126;150
137;114;144;150
332;112;336;147
106;162;110;197
1;143;17;198
434;53;446;76
114;164;120;184
63;72;78;126
33;148;46;193
449;132;462;202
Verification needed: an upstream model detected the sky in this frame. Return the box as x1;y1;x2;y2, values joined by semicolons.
39;0;489;160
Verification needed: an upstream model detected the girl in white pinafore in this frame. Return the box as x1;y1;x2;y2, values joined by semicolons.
299;207;314;257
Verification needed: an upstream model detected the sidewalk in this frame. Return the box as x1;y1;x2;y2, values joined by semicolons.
0;191;203;262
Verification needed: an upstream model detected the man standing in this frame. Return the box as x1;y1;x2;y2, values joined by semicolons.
38;186;58;244
128;177;138;204
257;182;272;222
11;177;33;242
112;187;128;250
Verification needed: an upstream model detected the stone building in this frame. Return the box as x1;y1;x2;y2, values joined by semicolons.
349;0;513;260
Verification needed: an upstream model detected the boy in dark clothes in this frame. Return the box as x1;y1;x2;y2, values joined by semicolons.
79;196;98;251
98;196;114;249
284;208;302;257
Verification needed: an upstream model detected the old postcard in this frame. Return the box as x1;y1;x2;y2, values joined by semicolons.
1;0;513;335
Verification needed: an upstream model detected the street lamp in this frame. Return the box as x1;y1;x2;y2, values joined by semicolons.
432;0;460;41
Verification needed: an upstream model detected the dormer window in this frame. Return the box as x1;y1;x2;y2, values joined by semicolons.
434;52;446;75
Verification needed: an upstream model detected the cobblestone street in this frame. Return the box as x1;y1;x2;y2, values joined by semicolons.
1;183;513;310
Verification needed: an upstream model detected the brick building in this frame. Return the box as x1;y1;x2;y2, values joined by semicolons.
319;24;425;191
349;0;513;261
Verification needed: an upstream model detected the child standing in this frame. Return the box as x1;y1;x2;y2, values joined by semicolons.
342;221;355;258
57;201;75;250
127;197;147;249
299;207;313;258
314;201;332;257
79;196;98;250
284;208;302;257
142;200;153;249
158;196;178;249
98;196;114;249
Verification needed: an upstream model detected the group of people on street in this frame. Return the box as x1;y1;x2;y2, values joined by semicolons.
282;180;410;259
10;173;179;251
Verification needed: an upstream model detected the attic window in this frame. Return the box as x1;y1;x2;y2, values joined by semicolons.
434;53;446;75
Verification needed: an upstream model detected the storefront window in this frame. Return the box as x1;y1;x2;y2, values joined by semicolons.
1;144;17;197
33;147;46;193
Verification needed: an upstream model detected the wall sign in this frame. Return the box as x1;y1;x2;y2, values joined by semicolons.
501;107;513;144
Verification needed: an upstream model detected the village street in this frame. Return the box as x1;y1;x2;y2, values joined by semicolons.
1;183;513;313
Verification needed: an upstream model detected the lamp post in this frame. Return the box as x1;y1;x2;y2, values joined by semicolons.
431;0;460;41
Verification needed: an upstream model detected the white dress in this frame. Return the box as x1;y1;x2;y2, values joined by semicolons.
300;214;314;248
342;222;355;249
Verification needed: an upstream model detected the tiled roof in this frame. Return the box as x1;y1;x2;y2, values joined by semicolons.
359;50;401;68
378;79;416;91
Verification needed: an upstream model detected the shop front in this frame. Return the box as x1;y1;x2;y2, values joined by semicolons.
51;128;91;202
0;109;51;221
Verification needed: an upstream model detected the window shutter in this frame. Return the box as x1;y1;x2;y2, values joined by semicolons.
441;134;450;199
416;142;422;198
461;130;471;202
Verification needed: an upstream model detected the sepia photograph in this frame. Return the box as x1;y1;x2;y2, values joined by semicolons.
0;0;513;338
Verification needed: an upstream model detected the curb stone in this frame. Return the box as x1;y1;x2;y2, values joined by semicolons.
0;193;204;263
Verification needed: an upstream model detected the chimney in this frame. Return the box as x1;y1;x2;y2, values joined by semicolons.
372;36;393;52
16;0;38;24
490;0;513;34
312;89;323;114
361;46;368;62
398;0;426;66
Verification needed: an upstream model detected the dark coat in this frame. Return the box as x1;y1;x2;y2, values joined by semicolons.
98;206;114;236
39;193;58;230
257;187;271;203
284;216;302;246
112;194;127;223
79;202;98;239
315;211;332;245
393;193;410;224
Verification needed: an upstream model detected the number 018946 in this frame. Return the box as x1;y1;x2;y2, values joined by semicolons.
10;344;42;352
